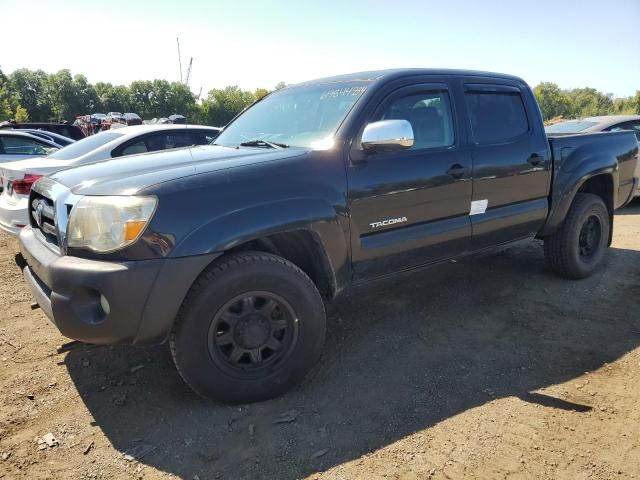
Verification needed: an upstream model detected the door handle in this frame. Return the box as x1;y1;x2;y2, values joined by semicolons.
447;164;469;178
527;153;544;166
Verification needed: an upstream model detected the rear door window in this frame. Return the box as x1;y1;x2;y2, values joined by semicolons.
465;88;529;144
116;131;204;157
0;136;49;155
119;140;149;156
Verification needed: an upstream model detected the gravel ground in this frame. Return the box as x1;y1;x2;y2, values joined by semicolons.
0;200;639;480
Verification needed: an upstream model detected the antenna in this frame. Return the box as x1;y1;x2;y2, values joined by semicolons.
176;37;183;83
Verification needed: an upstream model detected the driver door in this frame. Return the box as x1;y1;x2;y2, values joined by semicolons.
347;83;473;281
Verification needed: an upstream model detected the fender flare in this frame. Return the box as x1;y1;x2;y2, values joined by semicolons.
540;149;617;236
170;197;350;294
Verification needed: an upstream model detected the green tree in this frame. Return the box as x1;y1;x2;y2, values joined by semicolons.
129;80;154;118
0;67;16;120
200;86;256;126
274;81;287;90
533;82;571;120
47;69;76;121
631;91;640;114
149;79;171;117
167;82;196;119
0;67;30;121
71;74;99;116
254;88;270;101
94;82;129;112
611;97;635;114
566;87;613;117
9;68;51;121
14;105;29;122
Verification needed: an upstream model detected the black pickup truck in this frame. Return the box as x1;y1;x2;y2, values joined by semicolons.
18;69;639;403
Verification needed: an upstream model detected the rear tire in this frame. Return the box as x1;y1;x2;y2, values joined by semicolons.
170;252;326;404
544;193;610;279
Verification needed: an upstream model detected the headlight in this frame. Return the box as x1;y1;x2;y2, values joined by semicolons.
67;196;157;253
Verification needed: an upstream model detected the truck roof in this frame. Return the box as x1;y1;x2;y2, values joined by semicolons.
295;68;525;86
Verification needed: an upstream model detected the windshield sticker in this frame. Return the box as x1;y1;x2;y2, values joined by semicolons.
320;86;368;99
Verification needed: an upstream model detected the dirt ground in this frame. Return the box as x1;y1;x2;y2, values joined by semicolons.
1;201;639;480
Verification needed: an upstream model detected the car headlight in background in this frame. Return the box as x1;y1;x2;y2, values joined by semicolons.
67;196;157;253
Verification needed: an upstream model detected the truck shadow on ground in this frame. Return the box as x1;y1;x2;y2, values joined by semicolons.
64;234;640;479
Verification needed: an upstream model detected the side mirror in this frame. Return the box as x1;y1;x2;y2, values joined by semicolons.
361;119;414;152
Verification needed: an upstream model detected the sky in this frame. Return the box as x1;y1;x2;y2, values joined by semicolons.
2;0;639;98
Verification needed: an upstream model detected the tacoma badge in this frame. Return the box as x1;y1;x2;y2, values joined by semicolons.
369;216;408;229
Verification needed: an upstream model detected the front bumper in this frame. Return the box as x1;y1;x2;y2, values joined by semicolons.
19;226;220;345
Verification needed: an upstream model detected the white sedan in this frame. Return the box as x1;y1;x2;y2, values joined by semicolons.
0;130;60;162
0;124;220;235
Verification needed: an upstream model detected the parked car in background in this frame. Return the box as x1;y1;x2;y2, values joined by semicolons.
105;112;122;123
0;130;60;163
119;113;143;126
0;124;221;234
545;115;640;139
15;129;76;147
0;130;60;210
546;115;640;196
0;121;85;140
168;114;186;124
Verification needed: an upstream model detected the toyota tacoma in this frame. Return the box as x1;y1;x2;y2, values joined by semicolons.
18;69;639;403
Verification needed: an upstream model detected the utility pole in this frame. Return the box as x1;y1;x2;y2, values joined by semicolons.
185;57;193;86
176;37;183;84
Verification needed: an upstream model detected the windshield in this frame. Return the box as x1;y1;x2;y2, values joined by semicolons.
47;131;123;160
545;120;598;134
214;82;370;149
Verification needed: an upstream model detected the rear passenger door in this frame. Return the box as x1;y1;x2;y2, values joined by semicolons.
463;83;551;249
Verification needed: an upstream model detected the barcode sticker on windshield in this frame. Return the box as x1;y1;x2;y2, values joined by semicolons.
320;86;368;99
470;199;488;215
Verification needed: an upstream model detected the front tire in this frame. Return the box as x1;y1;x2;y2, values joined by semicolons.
170;252;326;403
544;193;610;279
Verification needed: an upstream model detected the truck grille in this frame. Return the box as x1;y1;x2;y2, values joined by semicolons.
30;191;60;248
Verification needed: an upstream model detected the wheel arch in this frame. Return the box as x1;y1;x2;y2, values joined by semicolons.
540;162;617;242
577;174;615;245
225;229;339;299
170;198;351;299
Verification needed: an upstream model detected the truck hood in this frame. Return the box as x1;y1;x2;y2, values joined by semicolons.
49;145;309;196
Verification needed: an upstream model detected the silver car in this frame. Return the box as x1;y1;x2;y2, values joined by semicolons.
546;115;640;197
0;124;220;235
0;130;60;163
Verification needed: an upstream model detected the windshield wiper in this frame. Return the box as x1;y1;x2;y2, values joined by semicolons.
239;139;289;149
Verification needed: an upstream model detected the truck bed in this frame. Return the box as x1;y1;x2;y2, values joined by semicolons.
547;130;639;210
